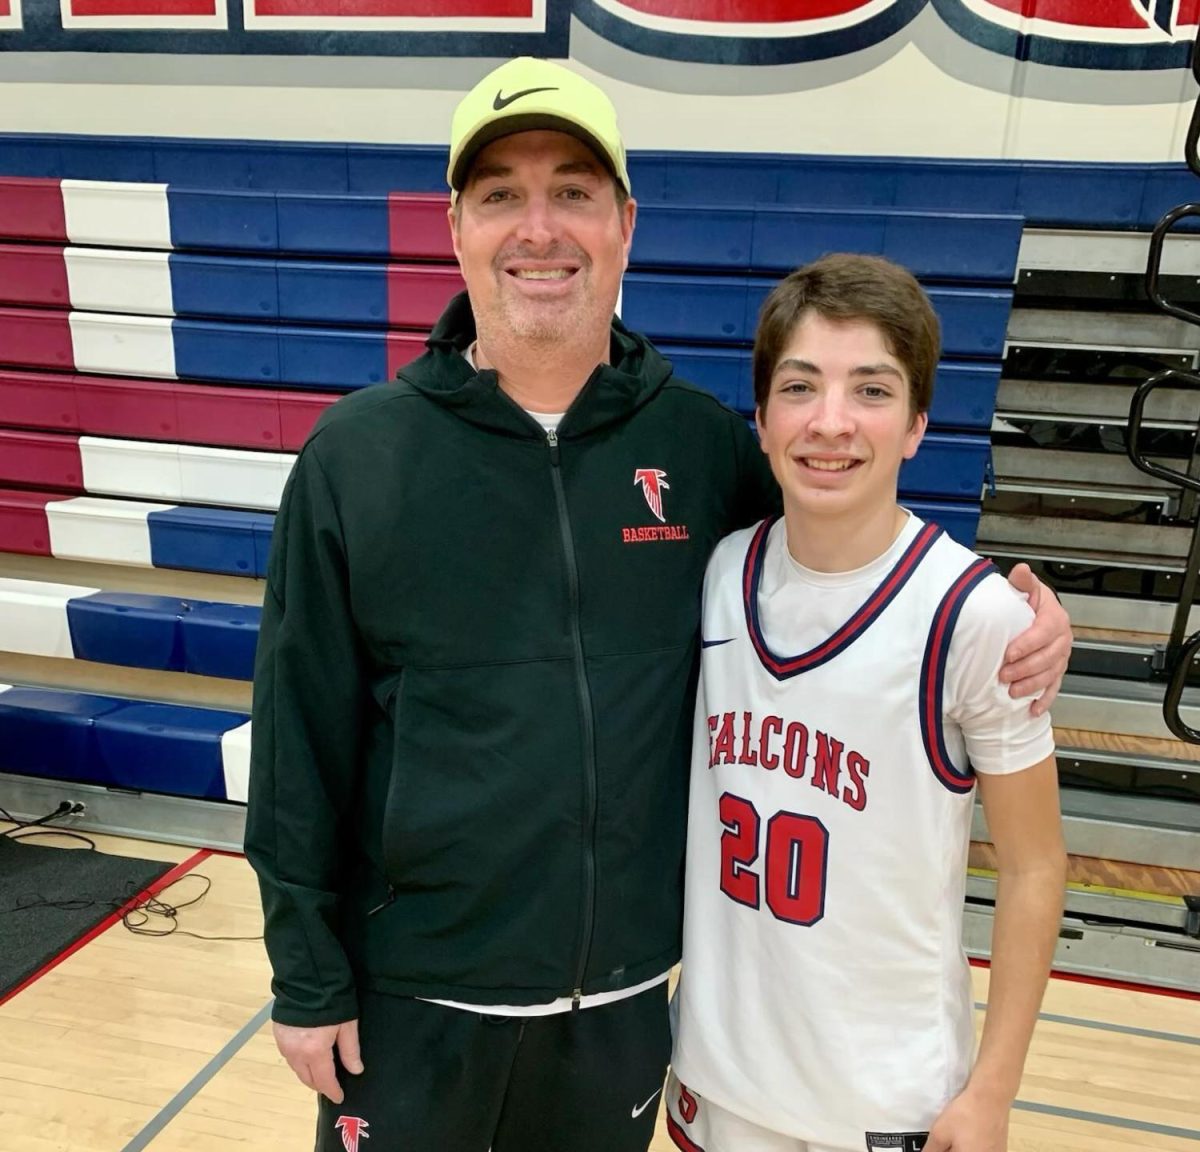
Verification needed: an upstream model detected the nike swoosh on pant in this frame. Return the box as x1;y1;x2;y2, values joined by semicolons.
631;1087;663;1119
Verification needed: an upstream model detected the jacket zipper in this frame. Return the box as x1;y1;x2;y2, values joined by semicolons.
546;427;597;1010
368;886;395;917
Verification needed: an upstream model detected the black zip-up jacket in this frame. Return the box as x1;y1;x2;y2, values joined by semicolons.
245;293;779;1026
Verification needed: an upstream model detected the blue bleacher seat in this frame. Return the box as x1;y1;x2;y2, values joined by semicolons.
661;345;750;411
345;144;451;195
153;139;349;193
632;205;754;270
168;188;279;252
171;254;280;321
742;281;1013;359
899;434;991;501
180;602;260;680
173;318;280;384
931;363;1000;431
147;505;272;577
277;261;388;326
92;701;246;799
0;686;126;783
907;501;979;550
66;591;189;672
277;193;390;256
277;325;390;388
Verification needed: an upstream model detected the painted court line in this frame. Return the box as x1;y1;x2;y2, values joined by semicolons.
1035;1008;1200;1048
1014;1100;1200;1142
121;999;274;1152
974;1001;1200;1047
117;1000;1200;1148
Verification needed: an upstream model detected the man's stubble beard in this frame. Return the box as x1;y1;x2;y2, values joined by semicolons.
488;278;611;349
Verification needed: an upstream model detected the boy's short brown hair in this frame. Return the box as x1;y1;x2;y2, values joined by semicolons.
753;254;941;416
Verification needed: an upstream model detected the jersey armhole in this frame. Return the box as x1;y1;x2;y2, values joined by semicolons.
918;557;996;794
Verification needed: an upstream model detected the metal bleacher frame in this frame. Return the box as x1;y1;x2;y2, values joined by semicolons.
963;43;1200;990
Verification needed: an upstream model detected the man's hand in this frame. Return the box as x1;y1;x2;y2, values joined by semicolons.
1000;563;1072;716
924;1086;1010;1152
273;1019;363;1104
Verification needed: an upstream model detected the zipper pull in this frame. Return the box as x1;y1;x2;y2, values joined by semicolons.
547;427;560;464
571;987;582;1011
368;885;396;916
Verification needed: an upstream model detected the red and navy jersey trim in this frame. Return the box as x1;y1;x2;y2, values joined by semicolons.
919;556;996;794
741;515;944;681
667;1113;707;1152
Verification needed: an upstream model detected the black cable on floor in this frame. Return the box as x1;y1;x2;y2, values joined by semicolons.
1;801;76;837
121;873;263;942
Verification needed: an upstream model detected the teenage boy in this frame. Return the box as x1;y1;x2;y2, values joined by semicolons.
667;254;1067;1152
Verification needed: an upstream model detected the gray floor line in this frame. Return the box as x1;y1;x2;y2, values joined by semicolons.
121;998;1199;1149
1014;1100;1200;1141
974;1001;1200;1047
121;999;274;1152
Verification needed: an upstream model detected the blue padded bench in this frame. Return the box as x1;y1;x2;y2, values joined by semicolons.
624;275;1012;359
0;687;127;784
93;701;244;799
0;684;248;800
905;501;980;548
632;205;1023;282
0;136;1189;230
178;602;260;680
900;434;990;501
670;349;998;429
66;592;260;680
147;506;274;578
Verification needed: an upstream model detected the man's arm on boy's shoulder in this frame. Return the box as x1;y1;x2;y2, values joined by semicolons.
925;757;1066;1152
998;566;1072;715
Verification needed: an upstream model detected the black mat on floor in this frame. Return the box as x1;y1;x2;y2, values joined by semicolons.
0;834;173;999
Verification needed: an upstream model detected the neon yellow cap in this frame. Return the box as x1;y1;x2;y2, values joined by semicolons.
448;57;630;197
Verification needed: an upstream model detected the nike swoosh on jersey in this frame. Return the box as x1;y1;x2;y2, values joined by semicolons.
493;86;558;110
701;637;735;648
631;1086;663;1119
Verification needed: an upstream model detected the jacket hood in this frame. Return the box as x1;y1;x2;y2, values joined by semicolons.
395;291;673;439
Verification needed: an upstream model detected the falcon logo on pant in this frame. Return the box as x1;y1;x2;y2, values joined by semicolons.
335;1115;369;1152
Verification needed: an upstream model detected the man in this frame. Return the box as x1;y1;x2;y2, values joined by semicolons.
667;255;1066;1152
245;57;1071;1152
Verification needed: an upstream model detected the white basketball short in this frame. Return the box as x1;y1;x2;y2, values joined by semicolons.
663;1070;928;1152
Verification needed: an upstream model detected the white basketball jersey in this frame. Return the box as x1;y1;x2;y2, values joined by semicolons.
672;514;1053;1149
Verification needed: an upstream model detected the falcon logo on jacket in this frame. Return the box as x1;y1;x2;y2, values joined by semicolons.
634;468;670;522
624;468;691;543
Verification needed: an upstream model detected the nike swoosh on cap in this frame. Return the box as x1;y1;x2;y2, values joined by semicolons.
493;86;558;111
701;637;735;648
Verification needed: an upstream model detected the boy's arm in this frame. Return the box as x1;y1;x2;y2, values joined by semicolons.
926;755;1067;1152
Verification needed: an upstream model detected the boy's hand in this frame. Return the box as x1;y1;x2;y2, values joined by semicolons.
924;1086;1010;1152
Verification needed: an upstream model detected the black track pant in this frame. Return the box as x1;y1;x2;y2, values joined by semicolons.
315;982;671;1152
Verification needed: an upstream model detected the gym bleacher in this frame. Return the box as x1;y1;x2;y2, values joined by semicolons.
0;135;1197;989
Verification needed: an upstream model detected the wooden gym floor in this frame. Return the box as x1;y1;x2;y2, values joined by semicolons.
0;829;1196;1152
